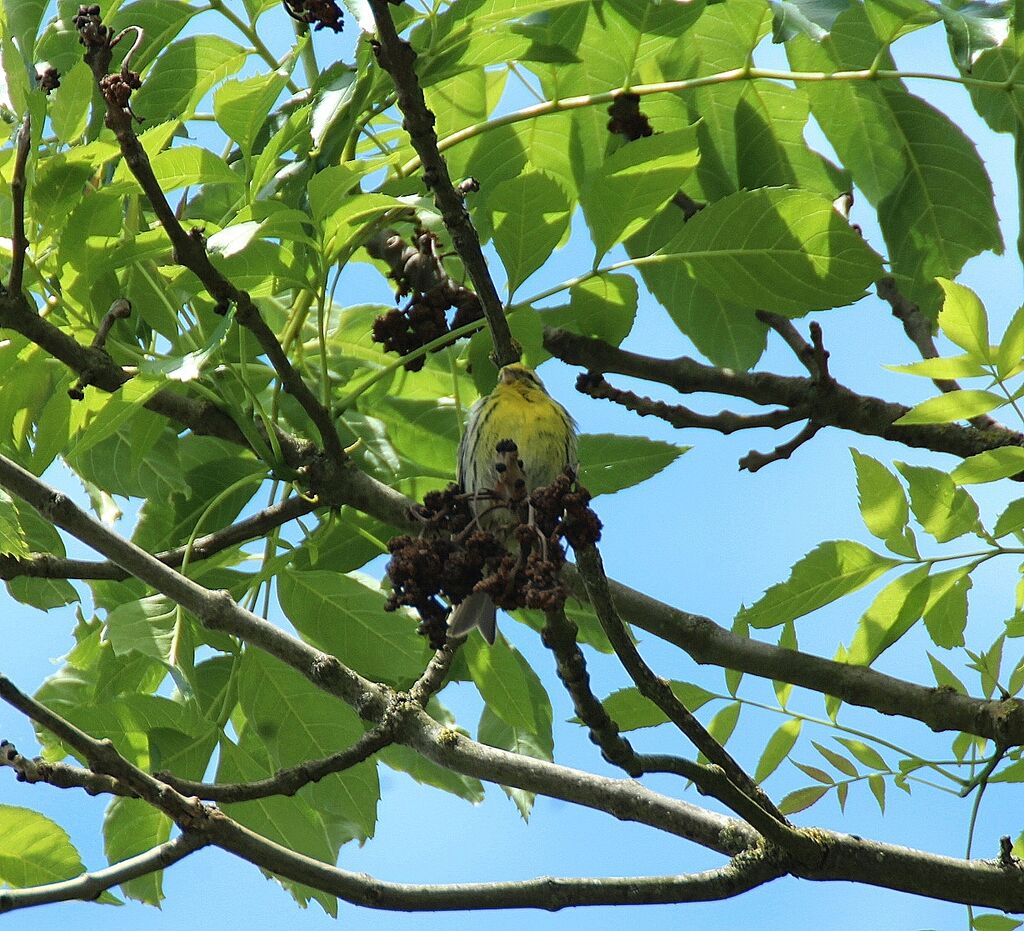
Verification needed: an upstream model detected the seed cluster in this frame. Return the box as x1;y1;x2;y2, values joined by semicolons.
368;228;483;371
283;0;345;33
386;453;601;649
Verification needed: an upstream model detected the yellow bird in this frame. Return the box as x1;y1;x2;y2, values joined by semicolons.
448;363;577;643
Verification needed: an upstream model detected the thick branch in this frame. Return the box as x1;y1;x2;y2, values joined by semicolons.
0;833;207;913
570;546;827;869
547;329;1024;459
367;0;517;366
563;569;1024;746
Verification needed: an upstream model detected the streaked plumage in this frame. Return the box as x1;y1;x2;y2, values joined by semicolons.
448;364;577;643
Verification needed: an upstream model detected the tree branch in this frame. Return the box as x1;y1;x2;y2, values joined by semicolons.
562;568;1024;746
0;740;132;797
8;115;31;296
156;725;393;803
0;833;207;914
576;372;807;433
81;16;345;464
367;0;517;367
0;493;318;581
546;329;1024;460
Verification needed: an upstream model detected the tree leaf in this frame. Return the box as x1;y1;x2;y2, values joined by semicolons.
657;188;883;316
835;737;887;770
491;171;570;295
0;804;84;888
813;740;859;776
846;564;931;666
896;462;980;542
952;447;1024;484
278;570;432;687
779;784;831;814
738;541;900;629
755;719;802;782
576;433;689;496
850;449;911;548
893;389;1005;425
595;681;719;732
927;651;969;692
466;636;553;749
922;565;973;649
886;354;989;378
215;65;295;158
994;497;1024;538
581;127;699;259
932;0;1010;70
769;0;850;42
936;277;990;361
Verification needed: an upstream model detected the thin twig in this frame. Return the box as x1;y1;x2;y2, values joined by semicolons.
80;16;345;463
575;372;807;433
0;740;132;797
156;726;393;803
569;548;803;831
739;421;824;473
8;115;31;296
0;833;207;913
0;493;318;581
367;0;517;367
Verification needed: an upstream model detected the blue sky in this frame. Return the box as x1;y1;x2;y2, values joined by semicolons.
2;3;1022;929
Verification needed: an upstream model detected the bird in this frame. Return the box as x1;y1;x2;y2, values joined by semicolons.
448;363;577;643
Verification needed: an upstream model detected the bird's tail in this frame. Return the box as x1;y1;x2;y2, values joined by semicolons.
448;591;497;644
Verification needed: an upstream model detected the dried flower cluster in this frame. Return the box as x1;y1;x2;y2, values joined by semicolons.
368;228;483;371
385;454;601;648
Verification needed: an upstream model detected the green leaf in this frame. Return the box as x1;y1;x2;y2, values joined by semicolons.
835;737;887;770
657;188;883;316
625;205;769;369
132;36;248;123
971;915;1023;931
997;305;1024;378
922;565;972;649
886;353;989;379
148;146;242;192
936;277;990;361
755;719;802;782
850;449;912;550
0;489;28;557
927;651;969;692
103;798;170;905
896;462;980;542
278;571;432;687
868;772;886;812
789;7;1002;312
779;784;830;814
576;433;688;496
541;273;637;348
846;564;930;666
951;447;1024;484
477;703;552;821
105;595;177;664
893;389;1005;425
47;60;92;144
738;541;900;629
0;804;84;888
581;127;700;259
994;497;1024;537
769;0;849;41
596;681;719;732
813;740;858;776
933;0;1010;70
490;171;570;296
703;701;741;756
215;65;295;158
465;635;553;747
233;650;379;846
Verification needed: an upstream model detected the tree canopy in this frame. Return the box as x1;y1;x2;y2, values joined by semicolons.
1;0;1024;927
